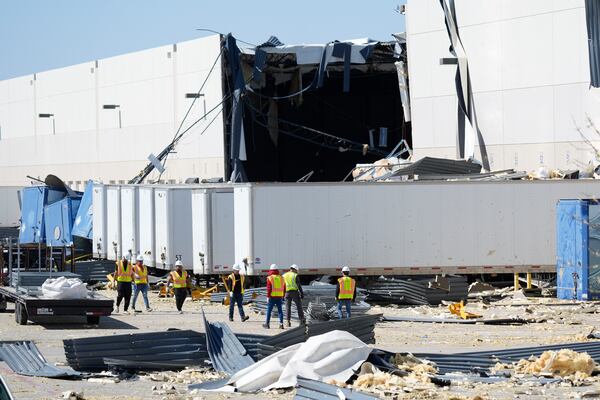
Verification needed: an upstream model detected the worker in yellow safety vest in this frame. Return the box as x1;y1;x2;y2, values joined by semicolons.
283;264;305;327
166;260;192;314
114;257;134;314
227;264;250;322
131;255;152;313
336;266;356;319
263;264;285;329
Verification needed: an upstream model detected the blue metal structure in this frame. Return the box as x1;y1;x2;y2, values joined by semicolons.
44;197;81;247
72;180;93;239
556;199;600;300
18;186;65;244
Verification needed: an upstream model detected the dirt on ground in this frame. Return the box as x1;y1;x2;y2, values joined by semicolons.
3;287;600;399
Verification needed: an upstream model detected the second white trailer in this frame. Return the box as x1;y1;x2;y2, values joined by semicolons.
120;185;138;261
92;184;107;259
105;186;122;261
154;187;194;270
191;187;235;275
234;180;600;276
138;186;155;267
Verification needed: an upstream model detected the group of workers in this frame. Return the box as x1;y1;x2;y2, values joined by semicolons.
227;263;356;329
113;257;357;328
113;257;191;314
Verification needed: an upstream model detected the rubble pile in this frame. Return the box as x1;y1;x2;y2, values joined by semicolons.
514;349;596;378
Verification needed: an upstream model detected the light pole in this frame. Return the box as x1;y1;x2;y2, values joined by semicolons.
102;104;121;128
38;113;55;134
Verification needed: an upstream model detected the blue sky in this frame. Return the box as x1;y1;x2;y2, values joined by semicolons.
0;1;405;80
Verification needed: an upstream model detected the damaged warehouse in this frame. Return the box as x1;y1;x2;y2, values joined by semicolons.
222;35;412;182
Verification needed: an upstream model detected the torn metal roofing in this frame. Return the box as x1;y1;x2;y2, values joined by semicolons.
379;157;482;180
0;341;80;379
364;276;468;305
295;378;378;400
202;309;255;375
63;330;209;372
417;341;600;375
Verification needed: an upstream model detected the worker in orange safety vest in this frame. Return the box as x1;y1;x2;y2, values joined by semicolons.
263;264;285;329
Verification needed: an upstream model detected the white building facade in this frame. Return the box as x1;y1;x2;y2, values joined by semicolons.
406;0;600;172
0;35;225;188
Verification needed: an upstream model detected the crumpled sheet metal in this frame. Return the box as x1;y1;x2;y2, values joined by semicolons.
0;341;80;379
227;330;372;392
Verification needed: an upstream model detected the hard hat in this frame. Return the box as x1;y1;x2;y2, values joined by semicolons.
175;260;183;267
136;255;144;262
290;264;299;271
342;266;350;273
232;264;241;271
269;264;278;271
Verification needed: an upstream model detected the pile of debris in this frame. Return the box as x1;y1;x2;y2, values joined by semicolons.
364;275;468;305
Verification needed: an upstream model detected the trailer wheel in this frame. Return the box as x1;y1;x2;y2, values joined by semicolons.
86;315;100;325
15;303;27;325
0;296;6;312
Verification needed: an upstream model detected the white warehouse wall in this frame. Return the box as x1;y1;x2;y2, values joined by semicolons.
0;35;225;186
406;0;600;172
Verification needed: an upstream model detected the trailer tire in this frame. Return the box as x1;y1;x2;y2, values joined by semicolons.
86;315;100;325
15;303;27;325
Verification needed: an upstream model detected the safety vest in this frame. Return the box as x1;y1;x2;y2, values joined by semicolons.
134;264;148;285
116;261;133;282
338;276;355;300
171;270;188;288
268;275;284;297
228;273;245;294
283;271;298;292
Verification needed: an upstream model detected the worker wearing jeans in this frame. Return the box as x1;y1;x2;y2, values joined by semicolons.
336;266;356;319
227;264;249;322
263;264;285;329
131;255;152;312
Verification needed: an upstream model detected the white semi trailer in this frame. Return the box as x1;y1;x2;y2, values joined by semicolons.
234;180;600;276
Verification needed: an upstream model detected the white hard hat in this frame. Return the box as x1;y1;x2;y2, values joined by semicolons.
175;260;183;267
232;264;241;271
136;255;144;262
342;266;350;273
269;264;278;271
290;264;299;271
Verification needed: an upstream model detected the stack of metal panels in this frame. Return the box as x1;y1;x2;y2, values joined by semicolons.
10;271;82;288
254;314;381;359
364;276;468;305
0;341;81;378
63;330;209;372
251;285;370;320
202;310;255;375
416;341;600;374
73;260;115;283
209;287;263;304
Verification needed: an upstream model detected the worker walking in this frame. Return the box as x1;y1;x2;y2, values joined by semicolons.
227;264;250;322
166;260;191;314
336;266;356;319
283;264;305;326
114;257;134;314
263;264;285;329
131;255;152;312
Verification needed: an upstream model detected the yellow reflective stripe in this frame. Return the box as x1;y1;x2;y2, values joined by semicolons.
269;275;284;297
116;261;132;282
283;272;298;291
134;265;148;284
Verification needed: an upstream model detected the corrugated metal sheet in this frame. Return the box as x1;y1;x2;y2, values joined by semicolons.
379;157;482;180
586;0;600;88
417;341;600;374
295;378;378;400
381;315;529;325
63;330;209;372
364;276;468;305
73;260;115;283
10;271;82;288
0;227;18;240
0;341;80;378
202;309;255;375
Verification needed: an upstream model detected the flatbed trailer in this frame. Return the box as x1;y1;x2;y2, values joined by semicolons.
0;286;113;325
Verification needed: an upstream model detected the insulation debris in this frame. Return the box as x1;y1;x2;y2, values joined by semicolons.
513;349;595;378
